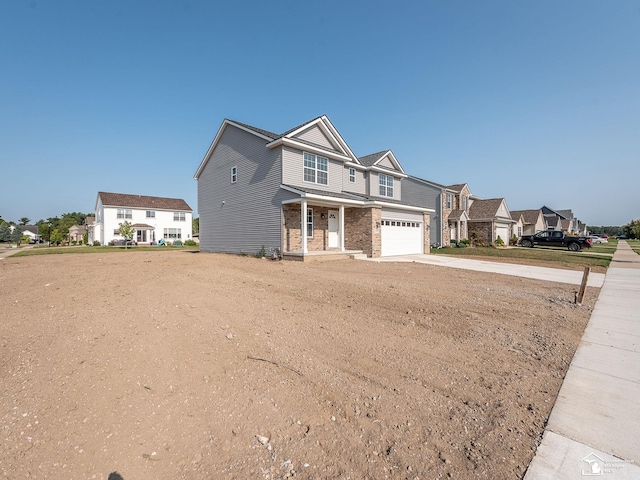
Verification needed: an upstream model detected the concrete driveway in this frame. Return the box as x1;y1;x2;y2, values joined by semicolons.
368;253;605;288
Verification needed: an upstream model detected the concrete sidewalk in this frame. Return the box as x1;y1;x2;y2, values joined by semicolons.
370;253;605;288
524;240;640;479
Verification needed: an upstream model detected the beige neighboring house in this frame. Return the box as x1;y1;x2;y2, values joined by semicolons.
468;198;515;245
68;217;93;243
511;211;524;239
510;209;546;236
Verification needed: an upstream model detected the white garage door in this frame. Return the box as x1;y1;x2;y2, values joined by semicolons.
381;219;423;256
495;225;510;244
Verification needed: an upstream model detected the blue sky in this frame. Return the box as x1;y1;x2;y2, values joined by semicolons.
1;0;638;226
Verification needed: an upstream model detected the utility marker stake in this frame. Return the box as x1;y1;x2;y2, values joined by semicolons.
576;267;590;304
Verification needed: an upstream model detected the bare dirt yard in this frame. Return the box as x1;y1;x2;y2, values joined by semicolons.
1;250;599;480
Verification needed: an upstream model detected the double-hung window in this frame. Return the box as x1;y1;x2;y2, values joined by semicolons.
231;166;237;183
446;194;453;209
349;167;356;183
461;196;467;212
303;152;328;185
173;212;186;221
379;173;394;197
164;228;182;239
146;210;155;218
117;208;132;219
306;208;314;237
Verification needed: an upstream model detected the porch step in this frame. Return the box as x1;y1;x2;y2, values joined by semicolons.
282;250;365;262
350;253;369;260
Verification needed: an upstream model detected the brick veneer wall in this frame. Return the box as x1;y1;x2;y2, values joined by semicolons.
469;221;493;246
282;204;335;252
344;207;381;258
423;212;431;253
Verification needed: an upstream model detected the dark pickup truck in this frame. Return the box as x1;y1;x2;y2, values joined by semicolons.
519;231;592;251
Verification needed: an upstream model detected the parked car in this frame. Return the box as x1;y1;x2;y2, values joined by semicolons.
588;235;605;244
519;231;592;251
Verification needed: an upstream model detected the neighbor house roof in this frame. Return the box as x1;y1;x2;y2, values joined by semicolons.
446;184;468;193
98;192;192;211
469;198;508;220
510;209;542;225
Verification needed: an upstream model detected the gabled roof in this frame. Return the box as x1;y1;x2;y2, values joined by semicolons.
545;215;559;227
468;198;512;221
18;225;39;235
97;192;192;211
195;115;359;179
446;183;468;193
510;211;524;222
448;209;470;221
357;150;406;175
541;206;569;219
510;209;542;225
556;209;574;220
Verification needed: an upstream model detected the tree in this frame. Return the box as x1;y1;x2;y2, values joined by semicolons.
623;220;640;239
118;221;135;249
10;226;23;245
19;217;30;225
192;217;199;234
0;223;10;242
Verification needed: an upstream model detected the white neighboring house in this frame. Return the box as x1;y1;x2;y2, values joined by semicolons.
91;192;193;246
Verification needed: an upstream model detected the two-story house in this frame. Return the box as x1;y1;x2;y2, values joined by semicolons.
194;116;433;259
92;192;193;246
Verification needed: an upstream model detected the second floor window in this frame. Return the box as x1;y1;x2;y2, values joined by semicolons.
379;173;394;197
173;212;186;221
303;152;328;185
349;167;356;183
446;194;453;209
117;209;132;219
146;210;155;218
461;196;467;211
231;166;237;183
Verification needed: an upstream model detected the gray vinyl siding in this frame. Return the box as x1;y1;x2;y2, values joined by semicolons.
282;146;344;194
342;166;367;194
294;125;335;150
197;124;289;254
369;171;401;200
381;208;423;222
402;177;443;246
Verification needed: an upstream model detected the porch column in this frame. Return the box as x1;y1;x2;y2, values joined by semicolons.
301;199;308;254
339;205;345;251
456;219;461;242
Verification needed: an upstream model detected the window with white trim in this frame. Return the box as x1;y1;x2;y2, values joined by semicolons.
146;210;155;218
173;212;186;221
446;194;453;209
306;208;314;237
303;152;328;185
379;173;394;197
349;167;356;183
231;166;237;183
117;209;132;219
164;228;182;239
461;196;467;211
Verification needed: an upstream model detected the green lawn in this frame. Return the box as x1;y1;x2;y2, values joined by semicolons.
9;245;199;257
431;245;611;270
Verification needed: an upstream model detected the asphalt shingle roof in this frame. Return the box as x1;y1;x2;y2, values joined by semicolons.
99;192;192;211
468;198;505;220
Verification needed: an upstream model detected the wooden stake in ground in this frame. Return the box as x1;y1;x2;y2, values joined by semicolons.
577;266;590;304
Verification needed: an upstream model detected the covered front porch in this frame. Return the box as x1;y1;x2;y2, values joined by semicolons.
281;198;380;260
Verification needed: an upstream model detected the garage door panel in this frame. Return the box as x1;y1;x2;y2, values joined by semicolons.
381;220;423;256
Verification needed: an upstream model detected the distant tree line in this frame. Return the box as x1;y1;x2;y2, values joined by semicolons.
588;225;623;236
0;212;91;244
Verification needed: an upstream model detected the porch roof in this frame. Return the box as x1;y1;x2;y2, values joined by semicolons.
131;223;155;229
280;184;433;212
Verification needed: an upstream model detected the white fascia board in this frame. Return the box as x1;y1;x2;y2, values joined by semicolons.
194;120;274;179
280;185;365;206
270;138;352;162
319;116;360;163
369;201;434;213
374;150;406;174
368;165;408;178
345;161;367;171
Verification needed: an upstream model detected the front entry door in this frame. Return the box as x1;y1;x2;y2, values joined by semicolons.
328;210;339;248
